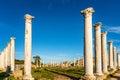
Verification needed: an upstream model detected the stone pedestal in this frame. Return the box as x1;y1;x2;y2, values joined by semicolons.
94;22;103;76
101;32;108;74
23;14;34;80
81;7;95;79
108;41;114;70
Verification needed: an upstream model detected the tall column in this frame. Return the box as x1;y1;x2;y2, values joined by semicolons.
101;32;108;74
117;53;120;69
94;22;103;76
1;51;5;69
23;14;34;80
81;7;95;79
10;37;15;72
7;42;11;73
4;47;8;68
113;47;117;69
108;41;114;69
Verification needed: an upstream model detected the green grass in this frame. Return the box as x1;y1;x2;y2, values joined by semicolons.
32;67;84;80
32;68;54;80
0;70;9;80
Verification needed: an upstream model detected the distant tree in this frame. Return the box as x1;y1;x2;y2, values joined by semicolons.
33;55;41;68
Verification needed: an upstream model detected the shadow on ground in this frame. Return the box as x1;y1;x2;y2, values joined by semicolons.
0;72;9;80
45;69;81;80
111;75;120;80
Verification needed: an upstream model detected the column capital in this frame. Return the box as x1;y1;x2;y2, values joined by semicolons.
94;22;102;28
24;14;34;23
101;31;107;35
81;7;94;17
10;37;16;40
108;41;113;44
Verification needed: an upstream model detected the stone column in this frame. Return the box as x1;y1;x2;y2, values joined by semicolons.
81;7;95;79
94;22;103;76
117;53;120;69
108;41;114;69
7;42;11;73
1;51;5;69
10;37;15;72
101;32;108;74
0;54;2;69
4;47;8;68
113;47;117;69
23;14;34;80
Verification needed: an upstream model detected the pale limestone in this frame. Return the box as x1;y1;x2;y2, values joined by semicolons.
113;47;117;69
81;7;95;80
23;14;34;80
10;37;15;72
118;53;120;68
101;32;108;74
94;22;103;76
108;41;114;69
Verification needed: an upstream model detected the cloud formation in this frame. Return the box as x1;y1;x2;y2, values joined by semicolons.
105;26;120;34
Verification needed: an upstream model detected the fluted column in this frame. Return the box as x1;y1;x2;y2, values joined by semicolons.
108;41;114;69
81;7;95;79
117;53;120;69
101;32;108;74
94;22;103;76
23;14;34;80
10;37;15;72
113;47;117;69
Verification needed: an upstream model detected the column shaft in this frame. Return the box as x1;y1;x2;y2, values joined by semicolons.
23;14;34;80
118;53;120;68
10;37;15;72
108;42;114;69
101;32;108;74
113;47;117;69
81;7;95;79
94;22;103;76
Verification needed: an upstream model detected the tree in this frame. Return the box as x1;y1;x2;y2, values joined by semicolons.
33;55;41;68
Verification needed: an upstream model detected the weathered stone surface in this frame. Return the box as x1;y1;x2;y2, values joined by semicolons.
81;7;95;79
23;14;34;80
94;22;103;76
101;32;108;74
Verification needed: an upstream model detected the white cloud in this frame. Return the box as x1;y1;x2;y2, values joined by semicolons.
104;26;120;34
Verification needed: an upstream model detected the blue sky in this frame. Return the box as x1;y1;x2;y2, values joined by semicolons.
0;0;120;63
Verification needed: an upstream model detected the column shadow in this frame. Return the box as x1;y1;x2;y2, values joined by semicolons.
45;69;81;80
6;66;11;74
111;76;120;80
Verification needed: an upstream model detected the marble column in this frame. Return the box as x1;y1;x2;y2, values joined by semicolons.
81;7;95;79
101;32;108;74
23;14;34;80
108;41;114;69
4;47;8;68
1;51;5;68
117;53;120;69
10;37;15;72
94;22;103;76
113;47;117;69
7;42;11;73
0;53;2;70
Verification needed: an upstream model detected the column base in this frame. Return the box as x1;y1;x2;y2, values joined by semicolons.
103;72;109;75
94;72;103;76
83;75;96;80
23;75;34;80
